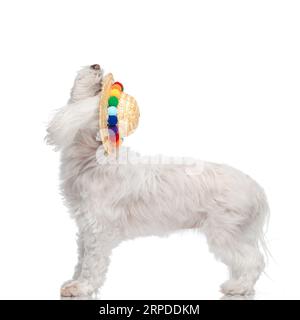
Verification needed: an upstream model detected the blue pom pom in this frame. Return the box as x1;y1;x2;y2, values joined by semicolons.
108;106;118;116
108;115;118;126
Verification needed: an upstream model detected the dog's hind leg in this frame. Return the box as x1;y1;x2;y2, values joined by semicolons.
204;212;265;296
219;240;264;296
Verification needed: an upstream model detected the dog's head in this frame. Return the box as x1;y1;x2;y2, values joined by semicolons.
46;65;103;150
69;64;104;103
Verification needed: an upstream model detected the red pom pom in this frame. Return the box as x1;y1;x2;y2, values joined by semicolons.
109;132;119;144
113;81;124;91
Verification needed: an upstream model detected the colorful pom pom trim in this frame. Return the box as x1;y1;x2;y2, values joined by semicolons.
107;81;124;148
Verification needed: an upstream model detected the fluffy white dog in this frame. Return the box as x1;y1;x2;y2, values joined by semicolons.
46;64;269;297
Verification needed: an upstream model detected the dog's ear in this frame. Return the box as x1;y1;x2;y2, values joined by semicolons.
45;102;77;151
46;96;99;151
45;108;64;151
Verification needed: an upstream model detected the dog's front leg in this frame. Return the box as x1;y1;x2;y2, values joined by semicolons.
60;220;117;297
72;231;85;280
60;231;85;290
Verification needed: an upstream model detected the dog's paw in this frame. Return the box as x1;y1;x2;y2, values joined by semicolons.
220;294;254;300
60;280;94;297
220;279;255;296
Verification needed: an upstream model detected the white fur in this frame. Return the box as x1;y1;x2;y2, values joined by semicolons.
46;66;269;298
69;65;103;104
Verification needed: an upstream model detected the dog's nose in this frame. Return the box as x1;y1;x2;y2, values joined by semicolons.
90;64;100;70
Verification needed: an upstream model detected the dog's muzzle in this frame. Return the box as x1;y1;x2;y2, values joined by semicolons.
90;64;100;70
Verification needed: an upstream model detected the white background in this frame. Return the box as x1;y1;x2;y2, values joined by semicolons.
0;0;299;300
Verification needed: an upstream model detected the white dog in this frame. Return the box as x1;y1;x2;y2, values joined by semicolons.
46;64;269;297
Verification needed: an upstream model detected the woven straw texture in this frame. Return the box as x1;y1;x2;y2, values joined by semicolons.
99;73;139;154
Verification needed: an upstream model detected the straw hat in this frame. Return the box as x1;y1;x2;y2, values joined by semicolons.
99;73;140;155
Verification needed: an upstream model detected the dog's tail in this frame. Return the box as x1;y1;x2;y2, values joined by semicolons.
256;188;271;261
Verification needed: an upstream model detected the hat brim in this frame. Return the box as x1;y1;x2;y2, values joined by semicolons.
99;73;140;155
99;73;115;154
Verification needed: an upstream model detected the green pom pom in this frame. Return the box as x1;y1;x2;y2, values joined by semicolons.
108;96;119;106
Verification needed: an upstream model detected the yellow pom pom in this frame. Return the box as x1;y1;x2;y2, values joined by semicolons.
112;83;123;91
110;88;121;99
